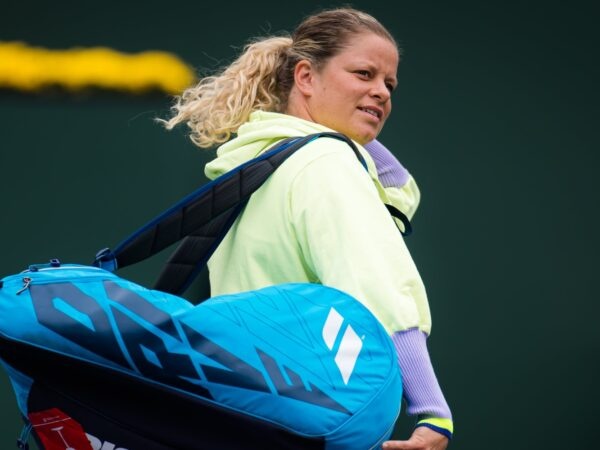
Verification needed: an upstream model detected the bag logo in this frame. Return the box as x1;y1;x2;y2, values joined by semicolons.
322;307;363;385
29;281;351;414
86;432;128;450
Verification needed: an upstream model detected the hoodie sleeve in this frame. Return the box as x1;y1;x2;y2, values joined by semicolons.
288;138;431;336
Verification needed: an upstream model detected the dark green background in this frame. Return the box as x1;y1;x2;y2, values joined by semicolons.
1;0;597;448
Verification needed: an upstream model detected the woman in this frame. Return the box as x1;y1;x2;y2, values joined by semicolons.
163;7;452;450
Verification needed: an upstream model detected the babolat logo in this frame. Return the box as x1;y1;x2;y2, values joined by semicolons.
321;307;363;384
86;432;127;450
30;281;350;414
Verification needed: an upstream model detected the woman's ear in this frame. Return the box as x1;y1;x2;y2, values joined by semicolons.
293;60;315;96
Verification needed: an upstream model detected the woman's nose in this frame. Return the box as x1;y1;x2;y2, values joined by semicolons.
370;79;391;102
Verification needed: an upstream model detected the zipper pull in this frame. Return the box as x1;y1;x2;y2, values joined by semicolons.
16;277;32;295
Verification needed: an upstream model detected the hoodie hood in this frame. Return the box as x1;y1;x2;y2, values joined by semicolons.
204;111;420;221
205;111;379;180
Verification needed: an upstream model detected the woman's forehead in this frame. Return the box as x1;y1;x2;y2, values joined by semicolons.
340;32;397;55
336;33;399;68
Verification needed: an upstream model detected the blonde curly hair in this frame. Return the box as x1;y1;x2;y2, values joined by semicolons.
161;8;397;148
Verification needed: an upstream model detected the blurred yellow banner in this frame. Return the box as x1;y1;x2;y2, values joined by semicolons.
0;42;196;94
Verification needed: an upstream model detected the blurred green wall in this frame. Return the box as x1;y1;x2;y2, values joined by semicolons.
0;0;597;448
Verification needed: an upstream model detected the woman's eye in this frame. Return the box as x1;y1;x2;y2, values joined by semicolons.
386;83;395;93
356;70;371;78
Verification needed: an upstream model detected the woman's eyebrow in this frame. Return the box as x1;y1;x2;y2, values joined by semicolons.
354;61;398;82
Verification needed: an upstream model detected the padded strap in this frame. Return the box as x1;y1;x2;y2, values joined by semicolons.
94;133;367;296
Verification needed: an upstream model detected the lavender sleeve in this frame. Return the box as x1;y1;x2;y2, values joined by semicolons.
391;328;452;419
363;139;410;188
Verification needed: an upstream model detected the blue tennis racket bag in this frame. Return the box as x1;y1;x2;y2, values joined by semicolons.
0;133;404;450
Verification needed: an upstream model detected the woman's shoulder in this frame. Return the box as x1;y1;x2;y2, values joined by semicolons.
278;137;367;183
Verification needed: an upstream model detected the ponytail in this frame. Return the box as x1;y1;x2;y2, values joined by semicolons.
161;36;292;148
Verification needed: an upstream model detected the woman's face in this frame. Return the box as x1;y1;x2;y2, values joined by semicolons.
288;32;399;144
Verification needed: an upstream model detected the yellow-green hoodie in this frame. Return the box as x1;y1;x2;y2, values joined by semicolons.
205;111;431;337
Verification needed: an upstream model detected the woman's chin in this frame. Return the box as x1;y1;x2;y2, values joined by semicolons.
328;122;378;145
353;131;378;145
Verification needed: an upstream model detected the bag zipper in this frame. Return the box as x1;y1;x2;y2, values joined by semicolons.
21;265;106;274
11;266;111;296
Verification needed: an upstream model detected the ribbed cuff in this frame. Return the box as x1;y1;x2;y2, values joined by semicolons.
391;329;452;419
416;416;454;440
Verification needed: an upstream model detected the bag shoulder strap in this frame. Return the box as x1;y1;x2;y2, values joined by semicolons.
94;132;367;295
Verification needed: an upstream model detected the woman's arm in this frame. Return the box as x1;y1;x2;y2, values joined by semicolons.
288;139;453;445
392;329;453;439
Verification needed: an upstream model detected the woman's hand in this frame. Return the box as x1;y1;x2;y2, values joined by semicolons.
383;426;449;450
